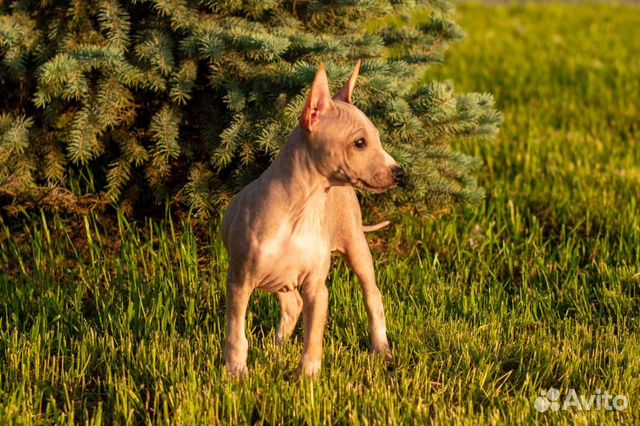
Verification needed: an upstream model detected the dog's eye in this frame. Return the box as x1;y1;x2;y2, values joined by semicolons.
354;138;366;149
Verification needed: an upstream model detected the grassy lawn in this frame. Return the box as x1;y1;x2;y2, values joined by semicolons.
1;3;639;425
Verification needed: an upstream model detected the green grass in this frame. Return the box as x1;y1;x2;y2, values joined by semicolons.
2;3;640;425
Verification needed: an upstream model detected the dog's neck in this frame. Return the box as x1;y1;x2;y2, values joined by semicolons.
270;128;331;202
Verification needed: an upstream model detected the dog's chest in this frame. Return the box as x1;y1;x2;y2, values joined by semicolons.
253;208;331;292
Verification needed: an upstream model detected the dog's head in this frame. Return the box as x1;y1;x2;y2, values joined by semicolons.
299;62;404;192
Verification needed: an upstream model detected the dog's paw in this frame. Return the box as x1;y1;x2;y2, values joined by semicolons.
372;343;393;364
226;363;248;379
296;360;322;378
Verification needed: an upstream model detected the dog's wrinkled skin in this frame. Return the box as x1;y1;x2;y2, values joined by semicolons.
221;62;404;378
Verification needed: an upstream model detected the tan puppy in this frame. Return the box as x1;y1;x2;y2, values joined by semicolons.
221;61;404;377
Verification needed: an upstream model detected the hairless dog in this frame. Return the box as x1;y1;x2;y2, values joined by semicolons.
221;61;404;377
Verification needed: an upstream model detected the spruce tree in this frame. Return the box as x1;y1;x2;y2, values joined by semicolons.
0;0;501;218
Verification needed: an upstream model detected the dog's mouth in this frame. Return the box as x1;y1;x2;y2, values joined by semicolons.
336;168;394;193
355;178;393;193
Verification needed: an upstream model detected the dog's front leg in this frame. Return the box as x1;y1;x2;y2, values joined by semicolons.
224;271;253;378
298;282;329;377
344;235;392;363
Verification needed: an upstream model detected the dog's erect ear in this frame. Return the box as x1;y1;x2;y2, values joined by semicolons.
334;60;361;104
300;63;334;132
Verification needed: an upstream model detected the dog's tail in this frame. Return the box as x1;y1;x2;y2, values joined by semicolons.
362;220;390;233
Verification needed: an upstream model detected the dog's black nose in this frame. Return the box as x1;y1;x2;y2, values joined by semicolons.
392;166;405;183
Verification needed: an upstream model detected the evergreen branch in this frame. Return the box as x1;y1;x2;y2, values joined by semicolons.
170;60;198;105
149;104;181;174
98;0;131;53
106;157;132;201
0;114;33;157
67;109;100;165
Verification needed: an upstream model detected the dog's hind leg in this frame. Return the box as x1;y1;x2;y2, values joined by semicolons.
276;289;303;344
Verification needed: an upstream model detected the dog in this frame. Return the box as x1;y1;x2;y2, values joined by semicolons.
221;61;404;377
